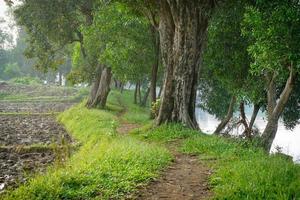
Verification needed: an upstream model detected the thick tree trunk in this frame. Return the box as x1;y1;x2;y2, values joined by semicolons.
156;0;214;129
214;95;236;134
86;67;112;109
261;67;296;151
86;65;102;107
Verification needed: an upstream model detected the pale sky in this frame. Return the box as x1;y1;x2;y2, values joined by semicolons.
0;0;20;46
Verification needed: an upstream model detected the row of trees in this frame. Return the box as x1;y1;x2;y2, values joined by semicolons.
6;0;300;151
0;19;70;83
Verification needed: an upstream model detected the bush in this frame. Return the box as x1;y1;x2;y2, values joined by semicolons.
11;77;42;85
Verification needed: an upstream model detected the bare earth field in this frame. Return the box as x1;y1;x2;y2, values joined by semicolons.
0;82;82;192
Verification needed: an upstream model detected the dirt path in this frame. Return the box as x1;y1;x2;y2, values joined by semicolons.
116;96;140;134
134;143;212;200
115;96;212;200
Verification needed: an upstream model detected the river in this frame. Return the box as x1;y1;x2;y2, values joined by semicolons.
195;106;300;162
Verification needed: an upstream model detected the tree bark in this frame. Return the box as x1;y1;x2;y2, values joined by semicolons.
134;82;138;104
86;67;112;109
58;71;62;86
261;67;296;151
141;87;150;107
249;103;260;130
137;81;142;104
86;65;102;107
239;101;251;139
214;95;236;134
150;26;160;106
155;1;214;129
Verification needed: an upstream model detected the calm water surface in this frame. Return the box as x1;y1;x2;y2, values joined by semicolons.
195;107;300;162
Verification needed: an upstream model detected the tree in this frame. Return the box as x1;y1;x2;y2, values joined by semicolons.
150;1;216;129
202;0;265;136
242;0;300;151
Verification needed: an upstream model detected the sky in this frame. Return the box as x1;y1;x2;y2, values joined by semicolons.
0;0;19;46
0;0;7;16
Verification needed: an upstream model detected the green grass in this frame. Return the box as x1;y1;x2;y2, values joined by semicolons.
137;124;300;200
107;90;151;125
2;94;171;200
0;82;88;102
3;89;300;200
134;124;300;200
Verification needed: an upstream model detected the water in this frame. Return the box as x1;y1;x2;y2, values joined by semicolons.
195;107;300;162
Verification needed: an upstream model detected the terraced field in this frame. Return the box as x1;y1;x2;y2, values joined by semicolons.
0;82;86;192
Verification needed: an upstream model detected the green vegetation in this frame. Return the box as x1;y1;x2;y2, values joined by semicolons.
2;93;171;200
10;76;42;85
0;82;88;102
2;88;300;200
136;124;300;199
108;90;150;124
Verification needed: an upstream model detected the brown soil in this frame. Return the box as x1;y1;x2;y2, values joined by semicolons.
0;102;75;113
132;143;212;200
0;83;76;192
0;150;55;190
116;96;141;135
117;122;140;134
0;115;72;146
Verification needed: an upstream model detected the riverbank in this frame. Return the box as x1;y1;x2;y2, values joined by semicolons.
2;90;300;199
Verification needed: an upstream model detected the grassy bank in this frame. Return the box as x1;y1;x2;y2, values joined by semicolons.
2;91;171;200
136;124;300;200
2;89;300;199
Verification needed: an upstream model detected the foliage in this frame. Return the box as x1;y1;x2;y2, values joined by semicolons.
242;0;300;129
151;98;160;118
200;0;264;119
3;62;22;79
69;2;154;86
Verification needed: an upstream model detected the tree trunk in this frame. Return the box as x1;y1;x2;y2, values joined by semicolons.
141;87;150;107
261;67;296;151
249;103;260;130
214;95;236;134
58;71;62;86
134;82;138;104
86;65;102;107
150;26;160;106
240;101;251;139
156;1;214;129
137;81;142;104
86;67;112;109
158;85;162;98
120;82;124;93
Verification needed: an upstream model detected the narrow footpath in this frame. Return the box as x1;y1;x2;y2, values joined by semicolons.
116;97;212;200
